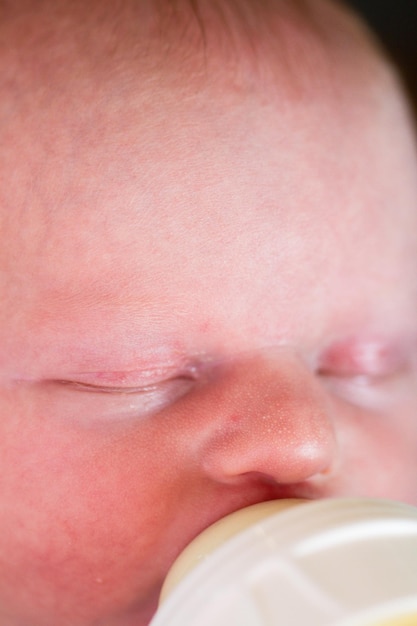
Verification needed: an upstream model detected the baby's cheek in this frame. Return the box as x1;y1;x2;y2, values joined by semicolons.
0;395;182;623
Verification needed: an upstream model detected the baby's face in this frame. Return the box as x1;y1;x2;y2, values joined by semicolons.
1;44;417;626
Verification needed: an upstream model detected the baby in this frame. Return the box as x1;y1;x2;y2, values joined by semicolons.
0;0;416;624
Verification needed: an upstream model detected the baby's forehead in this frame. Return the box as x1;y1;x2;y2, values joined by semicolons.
1;0;416;267
0;0;399;177
0;0;387;107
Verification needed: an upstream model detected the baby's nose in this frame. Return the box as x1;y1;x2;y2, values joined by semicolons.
196;348;337;487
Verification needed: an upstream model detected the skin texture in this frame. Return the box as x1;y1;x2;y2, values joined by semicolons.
0;0;417;624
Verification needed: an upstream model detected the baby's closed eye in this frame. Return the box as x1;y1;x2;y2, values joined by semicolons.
316;335;414;409
53;367;198;422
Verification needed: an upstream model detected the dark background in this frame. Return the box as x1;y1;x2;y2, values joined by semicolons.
346;0;417;110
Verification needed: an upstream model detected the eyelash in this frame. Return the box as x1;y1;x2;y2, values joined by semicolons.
57;379;163;394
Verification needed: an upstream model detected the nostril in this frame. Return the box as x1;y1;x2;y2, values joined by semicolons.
201;430;337;487
229;471;282;487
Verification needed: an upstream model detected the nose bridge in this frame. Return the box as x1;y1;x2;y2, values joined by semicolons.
199;349;337;486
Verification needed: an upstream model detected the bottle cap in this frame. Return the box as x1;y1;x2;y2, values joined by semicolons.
160;498;306;602
151;498;417;626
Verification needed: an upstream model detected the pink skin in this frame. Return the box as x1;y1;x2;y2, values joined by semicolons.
1;4;417;626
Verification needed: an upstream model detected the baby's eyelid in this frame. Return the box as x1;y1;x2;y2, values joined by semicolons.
55;361;202;390
317;338;408;379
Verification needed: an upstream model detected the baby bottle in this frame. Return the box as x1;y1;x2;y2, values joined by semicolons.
150;498;417;626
